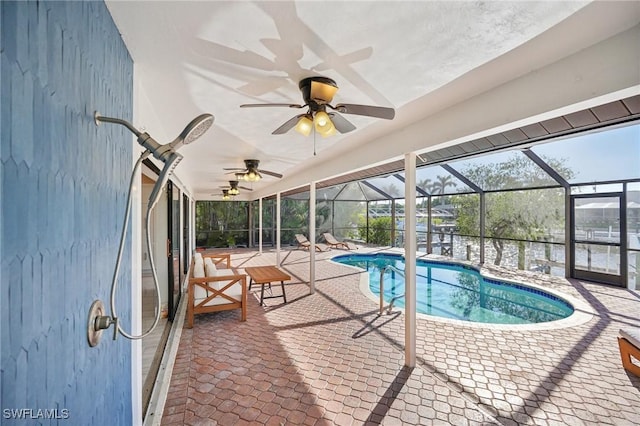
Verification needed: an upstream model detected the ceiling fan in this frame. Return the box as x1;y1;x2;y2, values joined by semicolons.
223;159;283;182
216;189;233;200
240;76;395;137
219;179;253;196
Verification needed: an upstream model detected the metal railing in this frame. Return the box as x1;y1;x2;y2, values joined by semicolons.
379;265;405;315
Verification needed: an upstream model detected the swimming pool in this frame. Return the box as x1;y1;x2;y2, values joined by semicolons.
332;253;574;325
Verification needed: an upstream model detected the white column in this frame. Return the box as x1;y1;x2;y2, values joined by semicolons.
259;197;263;255
404;152;417;368
309;182;316;294
276;192;281;266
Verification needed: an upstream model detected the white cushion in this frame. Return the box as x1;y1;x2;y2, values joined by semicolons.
193;252;203;262
193;263;205;278
194;283;243;306
205;262;219;279
204;257;217;270
194;282;208;300
620;328;640;349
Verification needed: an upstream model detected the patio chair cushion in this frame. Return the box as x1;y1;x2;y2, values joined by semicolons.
205;261;219;281
193;262;205;278
204;257;217;272
194;265;244;306
620;328;640;349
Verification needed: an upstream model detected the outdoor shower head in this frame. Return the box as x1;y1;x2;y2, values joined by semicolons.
94;111;215;210
94;111;214;161
173;113;215;148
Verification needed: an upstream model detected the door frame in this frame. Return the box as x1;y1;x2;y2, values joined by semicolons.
166;181;182;320
570;191;627;286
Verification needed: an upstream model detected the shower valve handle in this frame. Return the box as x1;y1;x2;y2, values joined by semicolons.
111;317;119;341
93;315;119;340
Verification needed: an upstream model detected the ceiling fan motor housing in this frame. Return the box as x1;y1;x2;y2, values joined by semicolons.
244;159;260;170
299;76;338;108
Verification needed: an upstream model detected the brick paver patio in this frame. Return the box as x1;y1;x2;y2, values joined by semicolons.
161;248;640;425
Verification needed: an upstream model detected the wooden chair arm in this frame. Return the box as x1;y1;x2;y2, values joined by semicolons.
203;253;231;269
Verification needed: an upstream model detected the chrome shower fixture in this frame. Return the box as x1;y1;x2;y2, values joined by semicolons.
94;111;214;210
94;112;214;163
89;111;214;347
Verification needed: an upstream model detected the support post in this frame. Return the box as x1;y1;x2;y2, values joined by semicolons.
480;192;486;264
310;182;316;294
276;192;281;266
404;152;417;368
259;197;263;255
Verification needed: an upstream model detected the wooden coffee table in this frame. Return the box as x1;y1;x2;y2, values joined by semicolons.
245;265;291;306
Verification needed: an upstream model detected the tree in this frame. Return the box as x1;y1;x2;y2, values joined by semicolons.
452;154;573;266
431;175;456;195
358;216;392;245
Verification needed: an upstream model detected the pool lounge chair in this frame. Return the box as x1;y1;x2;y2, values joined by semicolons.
295;234;330;252
322;232;357;250
618;328;640;377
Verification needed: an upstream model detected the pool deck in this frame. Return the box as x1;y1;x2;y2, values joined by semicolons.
160;247;640;425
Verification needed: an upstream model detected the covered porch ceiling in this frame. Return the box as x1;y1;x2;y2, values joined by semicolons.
105;1;640;200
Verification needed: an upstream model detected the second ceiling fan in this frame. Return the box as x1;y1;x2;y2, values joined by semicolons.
219;179;252;196
223;159;283;182
240;76;395;137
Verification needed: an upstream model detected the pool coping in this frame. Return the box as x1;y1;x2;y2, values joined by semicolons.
330;251;594;331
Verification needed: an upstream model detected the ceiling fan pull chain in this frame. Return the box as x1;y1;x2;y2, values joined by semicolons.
313;126;317;156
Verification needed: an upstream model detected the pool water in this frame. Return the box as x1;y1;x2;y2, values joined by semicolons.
332;253;574;324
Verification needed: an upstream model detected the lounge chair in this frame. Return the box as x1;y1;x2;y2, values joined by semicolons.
322;232;357;250
618;328;640;377
294;234;330;252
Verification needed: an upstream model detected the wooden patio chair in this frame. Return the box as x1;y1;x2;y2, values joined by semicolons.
187;253;247;328
618;328;640;377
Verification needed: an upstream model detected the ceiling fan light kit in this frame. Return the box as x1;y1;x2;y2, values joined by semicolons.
313;110;336;137
294;114;313;136
228;181;240;195
244;170;261;182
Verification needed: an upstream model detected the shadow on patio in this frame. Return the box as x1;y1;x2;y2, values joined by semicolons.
161;248;640;425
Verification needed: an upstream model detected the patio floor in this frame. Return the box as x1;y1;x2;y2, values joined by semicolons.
160;247;640;425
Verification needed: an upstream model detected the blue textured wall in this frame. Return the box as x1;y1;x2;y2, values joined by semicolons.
1;1;134;424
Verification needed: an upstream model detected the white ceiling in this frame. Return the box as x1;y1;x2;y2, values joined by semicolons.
105;1;640;200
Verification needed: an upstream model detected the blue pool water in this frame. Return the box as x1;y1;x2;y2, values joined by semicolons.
332;253;574;324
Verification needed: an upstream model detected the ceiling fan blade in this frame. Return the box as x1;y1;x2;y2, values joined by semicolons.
240;103;305;109
333;103;395;120
223;167;246;171
258;169;283;179
272;115;302;135
328;113;356;134
238;186;253;191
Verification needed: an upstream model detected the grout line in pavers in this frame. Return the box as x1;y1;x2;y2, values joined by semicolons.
415;359;505;425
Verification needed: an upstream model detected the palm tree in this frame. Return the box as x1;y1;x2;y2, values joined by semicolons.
418;178;433;193
431;175;457;206
417;178;433;209
431;175;456;194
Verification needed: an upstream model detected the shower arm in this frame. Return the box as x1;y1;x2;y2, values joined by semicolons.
94;114;142;137
94;112;173;162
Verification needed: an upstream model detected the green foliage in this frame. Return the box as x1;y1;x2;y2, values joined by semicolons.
358;216;392;245
452;154;572;265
